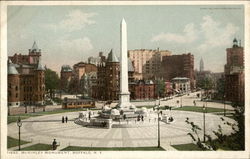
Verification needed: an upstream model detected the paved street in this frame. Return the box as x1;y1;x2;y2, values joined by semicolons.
8;108;235;150
99;91;234;111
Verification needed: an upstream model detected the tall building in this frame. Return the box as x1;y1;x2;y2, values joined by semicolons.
94;49;135;101
60;65;73;92
128;48;171;80
200;57;204;72
224;38;244;104
96;49;120;100
8;42;45;107
161;53;195;89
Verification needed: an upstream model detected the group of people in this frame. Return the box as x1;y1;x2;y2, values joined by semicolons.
137;115;144;121
62;116;68;123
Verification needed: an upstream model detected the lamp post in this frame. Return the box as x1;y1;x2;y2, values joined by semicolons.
17;116;22;151
203;102;206;143
180;94;183;108
157;97;161;148
224;95;226;116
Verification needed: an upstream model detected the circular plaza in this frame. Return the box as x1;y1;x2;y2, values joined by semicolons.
8;108;235;150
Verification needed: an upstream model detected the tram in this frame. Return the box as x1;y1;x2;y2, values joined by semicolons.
62;98;95;109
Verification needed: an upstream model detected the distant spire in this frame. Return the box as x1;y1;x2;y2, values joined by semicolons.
200;57;204;72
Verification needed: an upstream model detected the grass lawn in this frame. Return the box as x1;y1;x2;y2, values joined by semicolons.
136;105;155;109
172;143;204;151
61;146;165;151
174;106;228;113
7;116;34;124
20;143;52;151
7;136;30;148
8;108;89;124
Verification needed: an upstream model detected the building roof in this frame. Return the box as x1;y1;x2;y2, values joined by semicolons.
172;77;190;81
61;65;73;72
8;60;19;75
37;57;45;71
107;49;119;62
31;41;40;52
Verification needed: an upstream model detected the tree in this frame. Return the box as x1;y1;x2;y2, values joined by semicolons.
45;68;60;99
214;77;225;100
197;77;214;98
185;102;245;151
155;79;165;98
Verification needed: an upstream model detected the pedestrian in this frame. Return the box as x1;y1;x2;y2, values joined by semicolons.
193;100;196;106
89;111;91;120
123;114;126;120
65;116;68;123
62;116;64;123
141;115;144;122
52;139;57;150
137;115;140;121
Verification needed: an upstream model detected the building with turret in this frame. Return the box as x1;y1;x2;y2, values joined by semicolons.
224;38;244;104
94;49;135;101
8;42;45;107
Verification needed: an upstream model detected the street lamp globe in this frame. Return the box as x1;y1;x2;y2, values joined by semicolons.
17;117;22;127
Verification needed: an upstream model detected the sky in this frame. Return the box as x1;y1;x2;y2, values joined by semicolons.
7;5;244;74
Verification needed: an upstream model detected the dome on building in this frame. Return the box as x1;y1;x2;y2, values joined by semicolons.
8;60;19;75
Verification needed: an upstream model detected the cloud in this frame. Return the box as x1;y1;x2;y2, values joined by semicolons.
57;37;93;56
197;16;239;52
43;9;97;32
151;23;198;44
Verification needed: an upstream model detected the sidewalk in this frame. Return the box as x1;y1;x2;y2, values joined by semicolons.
8;141;39;151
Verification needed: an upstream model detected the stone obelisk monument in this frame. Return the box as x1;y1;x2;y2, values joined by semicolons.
117;18;133;109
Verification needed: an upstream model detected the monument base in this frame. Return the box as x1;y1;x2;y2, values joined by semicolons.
117;92;135;110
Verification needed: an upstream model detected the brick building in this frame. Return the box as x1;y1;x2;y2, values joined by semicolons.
8;42;45;107
95;49;120;100
60;65;73;92
160;53;195;90
60;62;97;94
224;38;244;104
94;49;135;101
128;48;171;80
131;80;156;100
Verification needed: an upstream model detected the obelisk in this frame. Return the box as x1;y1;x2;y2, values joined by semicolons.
117;18;133;109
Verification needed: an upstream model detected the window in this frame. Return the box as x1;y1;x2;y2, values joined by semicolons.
15;86;18;91
16;93;18;98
